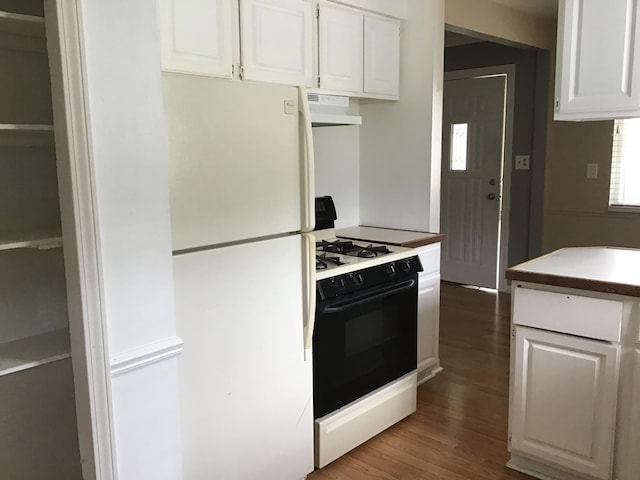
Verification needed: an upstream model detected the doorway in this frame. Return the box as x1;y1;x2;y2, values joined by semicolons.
440;66;514;290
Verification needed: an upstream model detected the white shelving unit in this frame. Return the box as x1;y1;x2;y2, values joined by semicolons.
0;3;81;477
0;6;67;370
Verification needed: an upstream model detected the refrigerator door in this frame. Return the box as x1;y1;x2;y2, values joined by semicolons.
163;73;314;251
173;235;314;479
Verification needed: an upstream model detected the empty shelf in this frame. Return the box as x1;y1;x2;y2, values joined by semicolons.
0;124;54;146
0;329;71;377
0;11;45;37
0;230;62;251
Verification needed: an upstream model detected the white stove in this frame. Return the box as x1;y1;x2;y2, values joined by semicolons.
313;229;418;280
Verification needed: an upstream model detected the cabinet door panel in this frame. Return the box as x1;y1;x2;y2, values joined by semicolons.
364;15;400;97
240;0;314;86
158;0;234;78
318;4;363;92
555;0;640;120
417;272;440;377
622;349;640;478
511;327;619;480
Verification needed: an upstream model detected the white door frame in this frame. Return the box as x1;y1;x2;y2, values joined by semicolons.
444;65;515;292
45;1;116;479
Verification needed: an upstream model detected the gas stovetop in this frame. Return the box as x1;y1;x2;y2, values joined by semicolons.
313;229;417;280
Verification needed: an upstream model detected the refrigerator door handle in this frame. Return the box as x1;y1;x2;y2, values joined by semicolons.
298;86;315;233
302;232;316;361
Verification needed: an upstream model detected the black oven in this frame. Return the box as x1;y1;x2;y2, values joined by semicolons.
312;257;421;419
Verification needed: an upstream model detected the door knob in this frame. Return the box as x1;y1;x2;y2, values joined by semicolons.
487;193;497;200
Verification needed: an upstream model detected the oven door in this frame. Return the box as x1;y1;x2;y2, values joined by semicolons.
312;275;418;419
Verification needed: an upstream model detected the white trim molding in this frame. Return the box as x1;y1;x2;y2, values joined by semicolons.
110;337;184;377
44;1;117;479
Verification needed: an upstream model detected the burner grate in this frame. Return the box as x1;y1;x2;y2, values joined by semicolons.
316;253;345;270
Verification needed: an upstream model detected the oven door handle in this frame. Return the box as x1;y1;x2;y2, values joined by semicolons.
320;279;417;314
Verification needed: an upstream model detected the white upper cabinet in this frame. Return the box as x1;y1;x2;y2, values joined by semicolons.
555;0;640;120
156;0;402;96
158;0;235;78
364;14;400;98
318;4;363;93
240;0;314;86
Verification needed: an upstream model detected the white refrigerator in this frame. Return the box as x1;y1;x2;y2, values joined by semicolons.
163;74;316;480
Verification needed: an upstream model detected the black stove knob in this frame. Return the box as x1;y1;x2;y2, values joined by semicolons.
334;276;347;290
401;259;412;272
386;263;396;277
351;272;364;286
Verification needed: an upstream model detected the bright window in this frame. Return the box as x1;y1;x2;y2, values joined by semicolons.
610;119;640;209
450;123;468;171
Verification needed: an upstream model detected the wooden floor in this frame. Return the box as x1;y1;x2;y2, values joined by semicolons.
308;281;534;480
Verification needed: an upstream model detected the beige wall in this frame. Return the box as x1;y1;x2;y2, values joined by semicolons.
540;34;640;254
542;116;640;252
445;0;555;50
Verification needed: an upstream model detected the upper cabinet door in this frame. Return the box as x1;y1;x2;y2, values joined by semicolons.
318;4;363;93
555;0;640;120
240;0;314;86
158;0;235;78
364;14;400;98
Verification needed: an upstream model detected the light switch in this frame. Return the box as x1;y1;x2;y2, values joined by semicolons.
284;100;296;115
515;155;530;170
587;163;599;179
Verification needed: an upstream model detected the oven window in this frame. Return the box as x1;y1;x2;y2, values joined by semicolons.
313;276;418;419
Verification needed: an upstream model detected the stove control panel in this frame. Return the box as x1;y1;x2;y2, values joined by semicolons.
317;256;423;300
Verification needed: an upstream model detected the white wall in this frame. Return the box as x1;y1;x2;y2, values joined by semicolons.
359;0;444;232
313;125;360;227
78;0;182;478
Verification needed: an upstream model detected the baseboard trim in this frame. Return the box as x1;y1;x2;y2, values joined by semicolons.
110;336;184;377
507;453;595;480
417;361;442;386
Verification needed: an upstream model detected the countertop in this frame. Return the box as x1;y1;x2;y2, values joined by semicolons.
335;226;444;248
506;246;640;297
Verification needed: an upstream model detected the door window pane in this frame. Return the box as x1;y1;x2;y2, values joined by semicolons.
450;123;468;171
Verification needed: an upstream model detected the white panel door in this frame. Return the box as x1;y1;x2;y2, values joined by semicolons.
555;0;640;120
172;235;314;480
240;0;314;86
363;14;400;97
441;76;506;289
318;4;363;92
511;327;620;480
163;74;303;250
158;0;234;78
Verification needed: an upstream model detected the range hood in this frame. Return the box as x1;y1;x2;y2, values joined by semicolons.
308;94;362;126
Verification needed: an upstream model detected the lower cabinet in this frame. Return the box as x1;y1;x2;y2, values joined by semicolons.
628;348;640;477
416;243;441;384
617;343;640;479
510;326;620;480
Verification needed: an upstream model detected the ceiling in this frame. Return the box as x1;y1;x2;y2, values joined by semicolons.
490;0;558;19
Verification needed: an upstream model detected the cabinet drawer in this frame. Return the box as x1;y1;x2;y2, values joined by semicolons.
513;287;622;342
